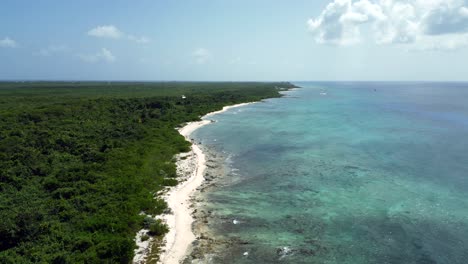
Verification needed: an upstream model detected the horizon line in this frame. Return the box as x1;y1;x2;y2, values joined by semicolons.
1;79;468;83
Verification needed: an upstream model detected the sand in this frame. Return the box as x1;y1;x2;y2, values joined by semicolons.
157;120;210;264
133;102;255;264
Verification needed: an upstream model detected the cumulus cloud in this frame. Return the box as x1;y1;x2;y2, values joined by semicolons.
127;35;150;44
87;25;150;44
78;48;116;63
461;6;468;17
373;1;420;44
422;3;468;35
307;0;385;45
192;48;213;64
88;25;123;39
307;0;468;49
0;37;17;48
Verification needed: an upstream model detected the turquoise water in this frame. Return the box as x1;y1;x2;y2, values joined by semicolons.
192;82;468;263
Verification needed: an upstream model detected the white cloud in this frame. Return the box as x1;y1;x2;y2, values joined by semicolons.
87;25;150;44
127;35;150;44
461;6;468;17
33;45;68;56
192;48;213;64
308;0;468;49
422;3;468;35
99;48;115;62
78;48;116;63
307;0;385;45
374;1;419;44
0;37;17;48
88;25;123;39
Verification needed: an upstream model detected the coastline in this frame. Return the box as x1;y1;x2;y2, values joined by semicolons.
133;102;256;264
158;102;256;264
157;120;210;264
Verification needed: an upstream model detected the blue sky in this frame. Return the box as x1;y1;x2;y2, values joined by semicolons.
1;0;468;81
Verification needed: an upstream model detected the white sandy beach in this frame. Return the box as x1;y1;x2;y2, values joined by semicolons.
133;102;255;264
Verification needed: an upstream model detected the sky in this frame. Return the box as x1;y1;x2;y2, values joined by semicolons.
1;0;468;81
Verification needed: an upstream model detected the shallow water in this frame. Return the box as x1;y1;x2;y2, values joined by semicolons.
192;82;468;263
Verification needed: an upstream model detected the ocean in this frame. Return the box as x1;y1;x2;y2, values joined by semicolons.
190;82;468;264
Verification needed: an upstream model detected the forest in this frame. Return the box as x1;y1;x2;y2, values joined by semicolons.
0;81;296;263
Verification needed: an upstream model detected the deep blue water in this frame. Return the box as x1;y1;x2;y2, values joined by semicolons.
192;82;468;263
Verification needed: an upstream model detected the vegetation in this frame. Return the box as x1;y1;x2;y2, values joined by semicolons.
0;81;296;263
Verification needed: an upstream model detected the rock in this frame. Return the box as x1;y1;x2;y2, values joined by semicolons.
276;246;295;258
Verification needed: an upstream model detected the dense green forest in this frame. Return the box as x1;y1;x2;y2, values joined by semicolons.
0;82;296;263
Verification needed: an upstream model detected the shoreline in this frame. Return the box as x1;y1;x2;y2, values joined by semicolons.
157;120;210;264
158;102;256;264
133;102;256;264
